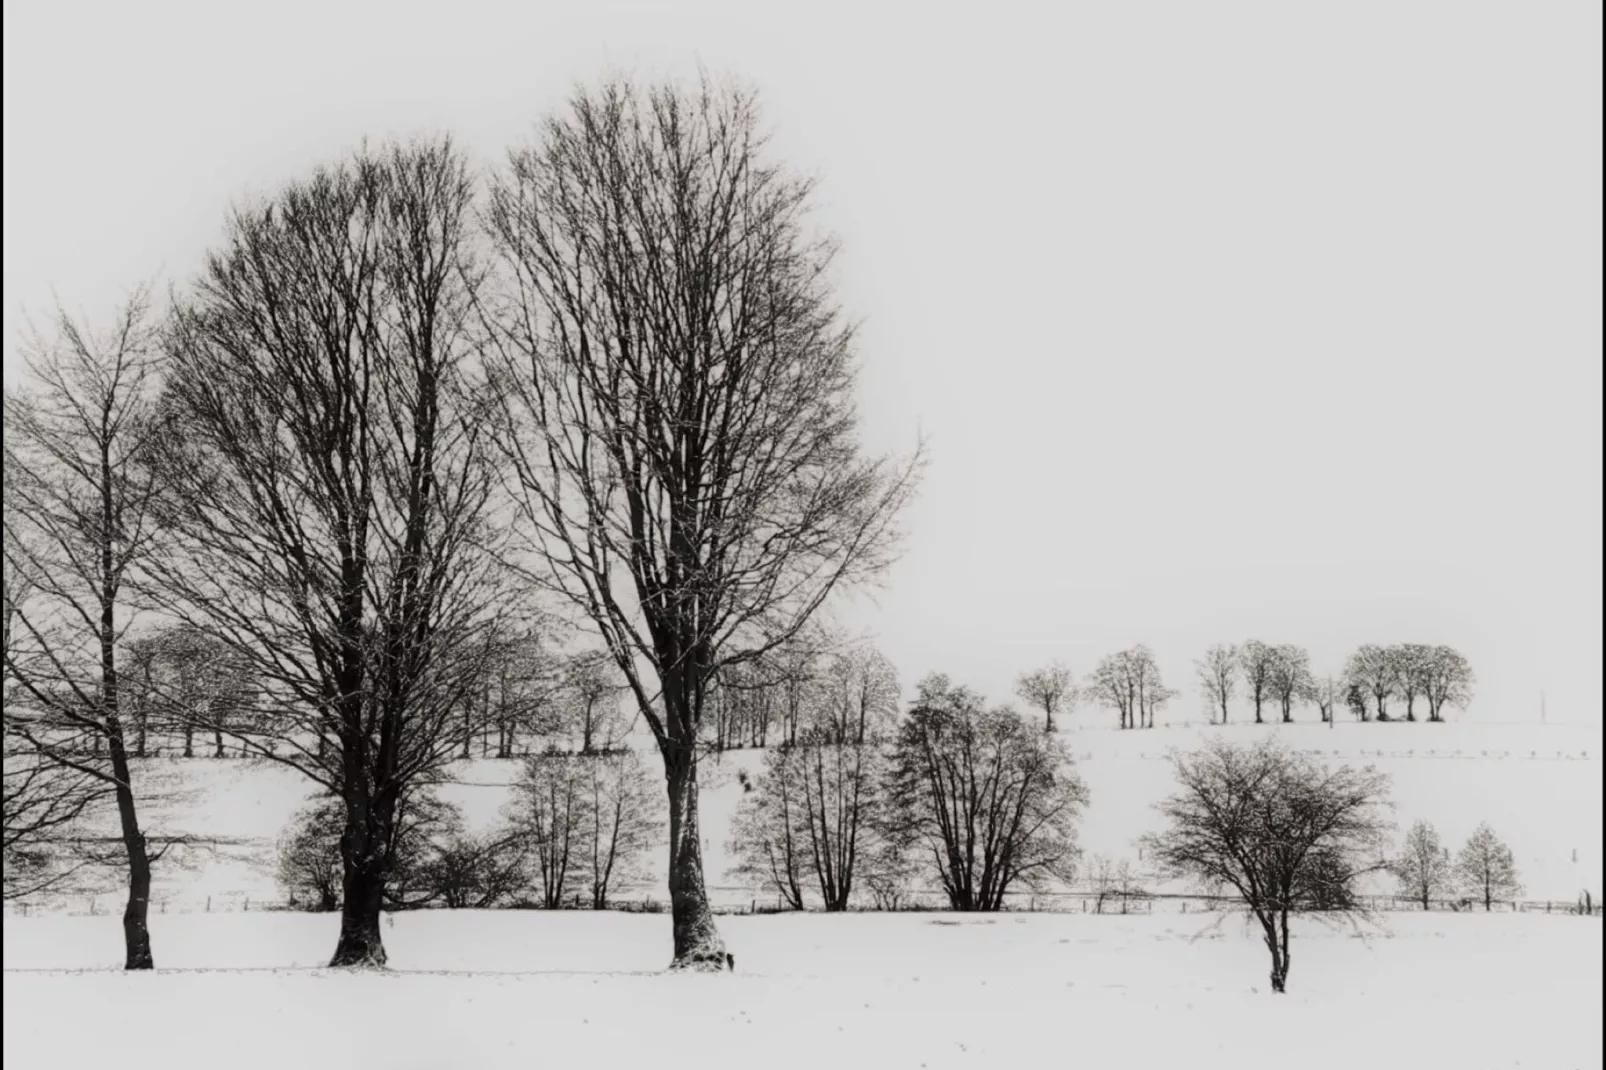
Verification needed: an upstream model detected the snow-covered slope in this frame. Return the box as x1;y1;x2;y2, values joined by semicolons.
27;717;1602;913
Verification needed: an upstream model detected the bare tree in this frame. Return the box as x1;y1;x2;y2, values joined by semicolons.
1015;661;1075;734
152;139;502;966
727;745;810;910
486;77;919;968
886;676;1088;911
1085;650;1137;730
1085;854;1144;914
582;748;662;909
1267;644;1314;724
1345;645;1401;722
817;643;900;744
1392;820;1454;909
1394;643;1435;721
1455;822;1521;911
1423;646;1474;723
1237;640;1277;724
1312;674;1342;724
2;290;167;968
563;650;627;755
1142;738;1392;993
512;753;591;909
1194;644;1238;725
1134;647;1173;729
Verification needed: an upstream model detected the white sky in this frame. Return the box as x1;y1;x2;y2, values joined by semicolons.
4;0;1601;724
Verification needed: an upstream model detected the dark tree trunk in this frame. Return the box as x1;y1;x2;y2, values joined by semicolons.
1253;692;1264;723
183;720;194;759
663;743;727;970
214;729;225;758
329;792;394;968
108;741;154;970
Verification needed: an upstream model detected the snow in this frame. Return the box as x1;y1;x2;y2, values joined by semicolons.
34;717;1601;914
4;910;1600;1069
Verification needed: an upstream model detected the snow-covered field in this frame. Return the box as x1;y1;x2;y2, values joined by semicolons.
3;910;1600;1069
33;717;1602;914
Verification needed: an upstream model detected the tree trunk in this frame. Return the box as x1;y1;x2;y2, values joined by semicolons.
213;729;225;758
183;720;194;759
108;742;155;970
663;744;727;970
1253;693;1263;723
329;794;393;968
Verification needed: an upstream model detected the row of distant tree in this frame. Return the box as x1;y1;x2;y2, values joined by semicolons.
1013;641;1476;732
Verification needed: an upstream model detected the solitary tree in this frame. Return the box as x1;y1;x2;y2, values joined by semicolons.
1015;661;1075;734
486;77;918;968
3;290;167;968
153;139;503;966
1455;823;1522;911
885;677;1088;911
1392;820;1454;909
1194;644;1238;724
1142;737;1392;993
1237;641;1278;724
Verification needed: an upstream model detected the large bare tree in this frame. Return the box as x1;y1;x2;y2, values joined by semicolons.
151;139;503;966
486;77;918;968
1237;640;1277;724
2;291;167;967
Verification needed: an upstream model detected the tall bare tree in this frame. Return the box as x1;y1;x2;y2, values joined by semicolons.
1194;644;1238;724
1142;738;1392;993
581;748;662;909
151;139;502;966
1394;643;1434;721
1015;660;1075;733
563;650;627;754
486;77;919;968
2;290;167;967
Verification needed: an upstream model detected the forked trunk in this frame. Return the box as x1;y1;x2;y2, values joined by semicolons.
663;745;727;971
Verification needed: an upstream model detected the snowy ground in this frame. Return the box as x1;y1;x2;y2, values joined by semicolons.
4;910;1600;1069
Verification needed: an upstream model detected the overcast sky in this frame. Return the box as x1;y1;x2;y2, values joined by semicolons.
4;1;1600;724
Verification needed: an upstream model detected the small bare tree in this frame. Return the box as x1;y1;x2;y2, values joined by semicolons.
886;676;1088;911
1267;644;1314;724
563;651;627;755
512;753;591;909
1392;820;1454;909
1345;645;1401;722
1455;822;1521;911
1237;640;1278;724
1423;647;1474;722
817;643;900;744
1195;644;1238;724
486;77;919;968
1015;661;1075;734
3;290;167;968
727;745;810;910
1142;738;1392;993
582;748;662;909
